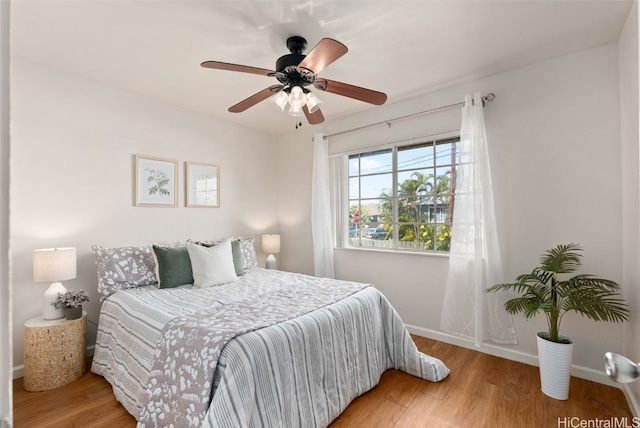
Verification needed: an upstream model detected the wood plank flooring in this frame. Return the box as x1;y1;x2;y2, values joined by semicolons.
13;335;633;427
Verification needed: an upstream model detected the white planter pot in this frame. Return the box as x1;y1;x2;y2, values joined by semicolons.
536;332;574;400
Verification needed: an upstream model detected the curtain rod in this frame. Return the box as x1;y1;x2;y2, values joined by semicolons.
327;93;495;138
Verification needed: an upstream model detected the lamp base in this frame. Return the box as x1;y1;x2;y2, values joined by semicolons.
265;254;278;270
43;282;68;320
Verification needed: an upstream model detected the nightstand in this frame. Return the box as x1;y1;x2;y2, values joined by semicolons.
23;313;87;391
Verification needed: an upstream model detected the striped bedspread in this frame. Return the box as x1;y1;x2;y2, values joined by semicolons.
91;268;450;427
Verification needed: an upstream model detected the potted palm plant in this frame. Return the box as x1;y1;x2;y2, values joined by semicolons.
487;243;628;400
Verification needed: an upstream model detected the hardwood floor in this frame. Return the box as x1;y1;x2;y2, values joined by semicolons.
13;335;633;427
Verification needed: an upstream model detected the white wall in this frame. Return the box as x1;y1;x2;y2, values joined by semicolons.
10;59;279;374
279;43;626;382
0;0;11;424
619;0;640;413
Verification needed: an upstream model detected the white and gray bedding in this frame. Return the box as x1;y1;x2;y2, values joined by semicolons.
91;267;450;427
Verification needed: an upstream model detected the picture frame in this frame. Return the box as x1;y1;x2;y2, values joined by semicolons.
134;155;178;207
186;162;220;208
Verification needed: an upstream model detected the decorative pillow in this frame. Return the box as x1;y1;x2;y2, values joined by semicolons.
186;240;237;288
188;238;245;276
152;244;194;289
238;237;257;270
231;240;244;275
93;245;158;300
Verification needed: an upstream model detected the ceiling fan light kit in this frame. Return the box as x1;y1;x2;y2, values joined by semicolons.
268;85;324;117
201;36;387;126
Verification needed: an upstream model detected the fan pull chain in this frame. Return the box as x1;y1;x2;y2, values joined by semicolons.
295;121;303;129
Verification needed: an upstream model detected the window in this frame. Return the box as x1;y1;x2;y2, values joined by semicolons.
347;136;459;252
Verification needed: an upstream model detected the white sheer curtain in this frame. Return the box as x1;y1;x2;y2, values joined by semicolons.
329;154;348;249
440;93;517;346
311;133;335;278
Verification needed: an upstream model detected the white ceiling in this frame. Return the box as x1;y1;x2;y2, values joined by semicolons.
11;0;634;135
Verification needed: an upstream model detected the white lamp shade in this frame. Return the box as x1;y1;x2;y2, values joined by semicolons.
33;247;77;282
262;235;281;254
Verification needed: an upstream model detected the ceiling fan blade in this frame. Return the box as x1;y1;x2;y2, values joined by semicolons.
303;105;325;125
297;38;348;75
201;61;277;77
229;85;284;113
314;79;387;105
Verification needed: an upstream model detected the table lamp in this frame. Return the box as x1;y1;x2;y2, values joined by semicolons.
605;352;640;383
262;235;280;270
33;247;77;320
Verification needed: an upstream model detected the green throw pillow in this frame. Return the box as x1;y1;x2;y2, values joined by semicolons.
231;240;244;276
152;245;194;288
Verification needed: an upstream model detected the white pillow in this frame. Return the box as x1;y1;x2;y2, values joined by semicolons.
186;240;237;288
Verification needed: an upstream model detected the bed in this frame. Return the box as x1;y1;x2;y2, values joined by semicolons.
90;239;450;427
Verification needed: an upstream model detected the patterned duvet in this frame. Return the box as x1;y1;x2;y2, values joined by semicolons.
91;268;449;427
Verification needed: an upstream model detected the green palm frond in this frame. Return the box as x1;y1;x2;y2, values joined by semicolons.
540;243;582;274
503;296;537;316
562;289;629;323
568;275;622;291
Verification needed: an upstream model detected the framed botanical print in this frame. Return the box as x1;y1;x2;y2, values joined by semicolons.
135;155;178;207
186;162;220;207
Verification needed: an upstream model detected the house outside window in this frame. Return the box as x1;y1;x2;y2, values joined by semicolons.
347;136;459;252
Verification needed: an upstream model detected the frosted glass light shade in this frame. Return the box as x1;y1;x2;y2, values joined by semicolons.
33;247;77;282
269;91;288;112
287;104;304;117
305;92;323;113
288;86;306;109
262;235;280;254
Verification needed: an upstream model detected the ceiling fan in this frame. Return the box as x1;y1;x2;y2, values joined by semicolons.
201;36;387;125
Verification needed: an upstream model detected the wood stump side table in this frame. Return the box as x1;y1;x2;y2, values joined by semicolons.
23;313;87;391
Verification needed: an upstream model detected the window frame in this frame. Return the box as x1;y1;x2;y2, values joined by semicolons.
343;132;460;254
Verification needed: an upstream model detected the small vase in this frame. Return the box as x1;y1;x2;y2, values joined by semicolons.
65;306;82;320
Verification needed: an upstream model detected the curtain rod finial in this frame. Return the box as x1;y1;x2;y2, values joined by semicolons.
482;93;495;104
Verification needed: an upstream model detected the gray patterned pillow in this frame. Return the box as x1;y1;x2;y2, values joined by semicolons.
93;245;158;300
238;238;257;269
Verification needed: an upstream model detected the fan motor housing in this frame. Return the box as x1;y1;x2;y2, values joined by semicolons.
276;36;310;73
275;36;316;87
275;53;306;73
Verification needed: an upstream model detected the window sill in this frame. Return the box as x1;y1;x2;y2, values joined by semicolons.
334;246;450;259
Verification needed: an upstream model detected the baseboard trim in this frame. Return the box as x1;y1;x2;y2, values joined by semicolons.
406;324;620;388
622;384;640;417
12;364;23;380
12;345;94;380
